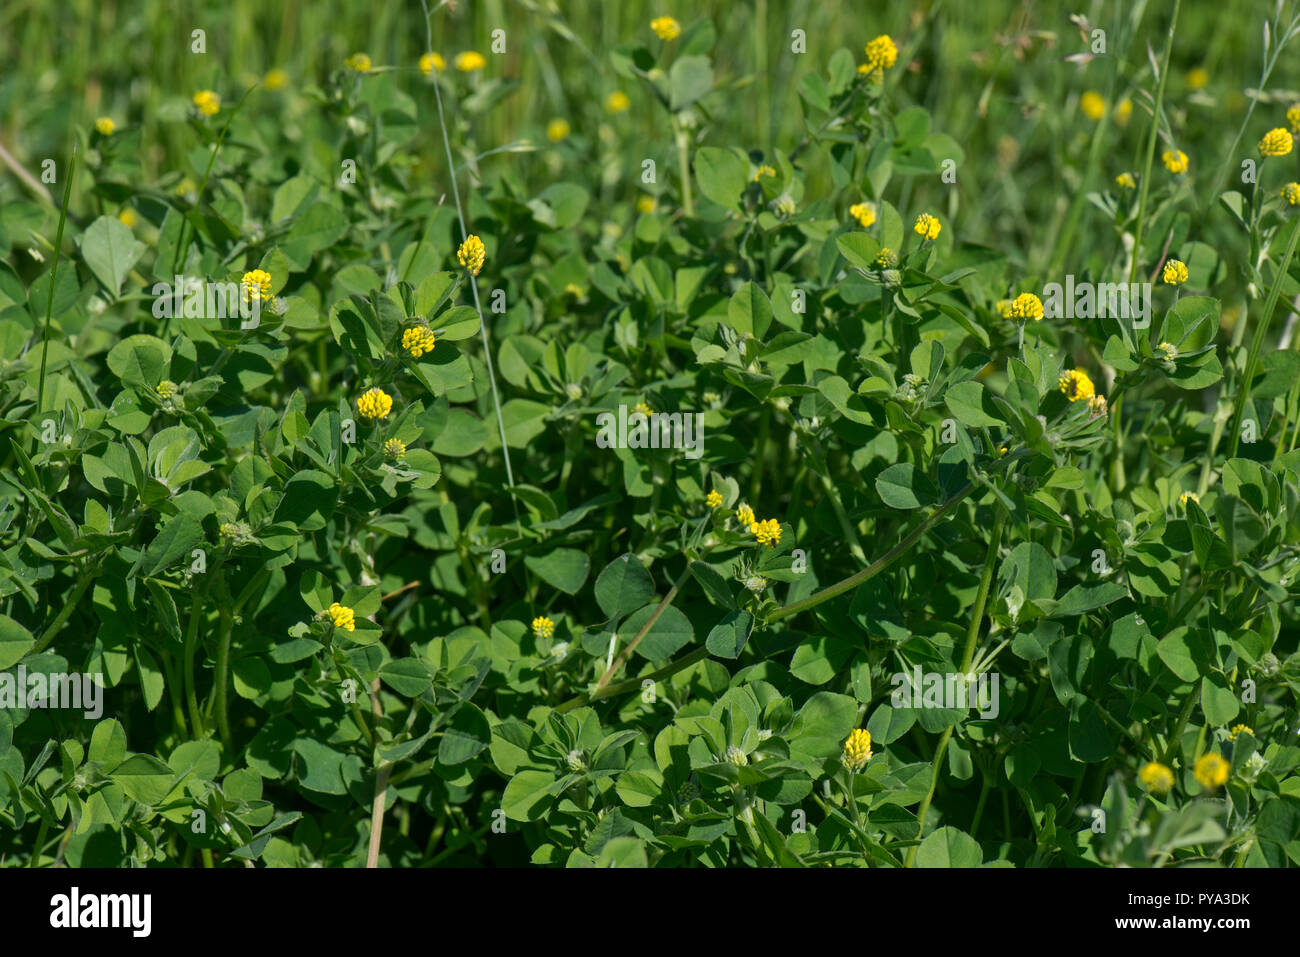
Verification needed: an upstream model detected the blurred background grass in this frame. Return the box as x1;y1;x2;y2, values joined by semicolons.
1;0;1297;271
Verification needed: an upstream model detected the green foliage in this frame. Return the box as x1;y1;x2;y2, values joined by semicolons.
1;0;1300;870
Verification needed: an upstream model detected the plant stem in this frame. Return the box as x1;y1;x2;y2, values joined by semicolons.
905;507;1005;867
29;566;94;658
1128;0;1181;287
768;481;976;624
597;563;693;692
213;606;234;753
1228;214;1300;458
36;144;76;419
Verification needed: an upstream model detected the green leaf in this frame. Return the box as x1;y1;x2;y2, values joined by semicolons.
0;615;35;669
594;554;656;620
79;215;145;297
669;55;714;110
945;380;1004;427
705;610;753;659
876;463;938;509
916;826;983;866
524;548;591;595
695;146;748;210
438;704;491;765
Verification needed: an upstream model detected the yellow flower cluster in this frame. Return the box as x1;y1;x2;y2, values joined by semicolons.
1162;149;1188;174
1115;172;1136;189
1139;761;1174;795
1284;182;1300;206
384;438;406;461
606;91;630;113
1162;259;1188;285
345;52;371;72
1179;491;1199;506
737;503;755;527
1229;723;1253;740
420;52;446;76
156;380;178;400
265;68;289;90
753;165;776;181
328;602;356;632
457;234;486;275
651;17;682;40
532;616;555;639
850;202;876;228
402;326;437;358
193;90;221;116
1008;292;1043;321
1259;127;1293;157
547;119;571;142
842;729;873;770
1059;369;1095;402
357;387;393;420
1193;752;1229;790
95;117;116;135
861;35;898;81
241;269;272;302
633;401;653;416
455;52;486;72
750;518;781;547
876;247;898;268
913;212;941;241
1080;90;1104;120
1289;104;1300;133
706;490;722;508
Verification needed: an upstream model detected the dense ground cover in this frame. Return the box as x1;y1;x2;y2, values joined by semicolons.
1;0;1300;867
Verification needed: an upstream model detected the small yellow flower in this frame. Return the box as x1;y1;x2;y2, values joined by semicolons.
1116;172;1136;189
1139;761;1174;796
913;212;941;241
357;387;393;420
1283;182;1300;206
1158;341;1179;362
345;52;372;72
998;445;1009;456
455;51;486;72
532;616;555;639
842;729;873;771
1193;752;1230;790
1162;259;1188;285
1289;105;1300;133
706;490;723;508
1115;97;1132;125
117;208;137;228
193;90;221;116
995;299;1012;318
606;90;630;113
1187;66;1209;90
241;268;273;302
753;165;776;182
156;380;178;400
1229;723;1253;740
876;247;899;268
95;117;116;136
547;119;571;142
849;202;877;228
1088;393;1108;417
725;745;748;766
1162;149;1188;174
633;401;653;417
264;68;288;90
750;518;782;548
401;326;437;358
420;52;446;76
328;602;356;632
862;35;898;81
1179;491;1199;507
637;195;656;214
1259;127;1293;157
651;17;682;41
384;438;406;461
736;503;755;528
1059;369;1095;402
1008;292;1044;322
457;234;486;276
1080;90;1105;120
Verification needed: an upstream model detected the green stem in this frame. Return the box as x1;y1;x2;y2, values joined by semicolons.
29;567;94;658
905;507;1006;867
768;481;976;624
1128;0;1181;287
213;606;234;753
674;117;694;217
183;593;207;738
1228;214;1300;458
36;145;76;418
